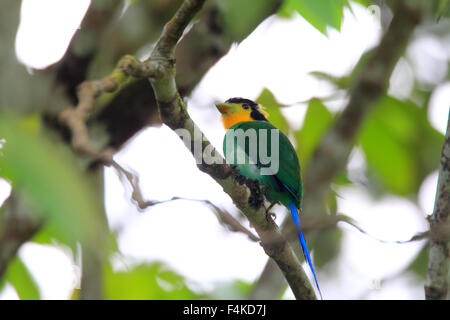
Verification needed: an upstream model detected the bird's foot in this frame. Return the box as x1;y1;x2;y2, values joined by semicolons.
266;211;277;221
265;202;277;221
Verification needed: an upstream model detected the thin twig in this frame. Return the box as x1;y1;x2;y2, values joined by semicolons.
284;212;429;246
112;160;259;242
112;159;259;242
336;215;429;245
111;160;151;209
115;152;431;247
58;55;156;161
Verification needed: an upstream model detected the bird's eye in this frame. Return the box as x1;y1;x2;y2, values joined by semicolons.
242;104;249;110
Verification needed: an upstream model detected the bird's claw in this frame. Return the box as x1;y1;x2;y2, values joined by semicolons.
266;211;276;221
265;202;277;221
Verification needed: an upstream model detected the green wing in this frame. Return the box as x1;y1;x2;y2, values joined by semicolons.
224;121;302;208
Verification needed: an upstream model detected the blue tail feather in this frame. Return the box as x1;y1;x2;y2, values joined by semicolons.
289;199;323;300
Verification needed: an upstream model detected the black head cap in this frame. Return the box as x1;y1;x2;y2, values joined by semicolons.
225;97;258;107
225;97;268;122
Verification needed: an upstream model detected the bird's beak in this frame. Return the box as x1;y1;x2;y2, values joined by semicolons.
215;102;233;114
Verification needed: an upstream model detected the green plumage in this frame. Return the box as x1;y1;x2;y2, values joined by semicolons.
223;120;302;209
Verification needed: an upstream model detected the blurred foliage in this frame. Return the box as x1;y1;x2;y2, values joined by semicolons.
295;98;334;168
0;257;40;300
103;262;199;299
309;71;350;90
207;280;253;299
0;115;105;251
351;0;370;6
435;0;450;21
256;88;289;134
310;49;374;91
279;0;350;35
359;96;444;197
313;228;343;268
220;0;279;42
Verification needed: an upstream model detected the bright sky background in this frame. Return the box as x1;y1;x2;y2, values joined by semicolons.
1;0;449;299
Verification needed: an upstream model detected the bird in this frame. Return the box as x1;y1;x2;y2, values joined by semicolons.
215;97;322;299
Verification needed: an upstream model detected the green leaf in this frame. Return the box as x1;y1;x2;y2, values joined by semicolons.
277;1;296;19
360;111;416;195
104;262;199;299
256;88;289;134
295;98;333;167
208;280;252;299
0;115;105;250
436;0;450;21
334;171;352;186
359;96;444;196
327;188;338;215
220;0;276;42
309;71;350;90
281;0;348;35
1;257;40;300
350;0;370;7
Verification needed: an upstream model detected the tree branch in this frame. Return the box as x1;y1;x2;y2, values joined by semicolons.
49;0;282;155
58;55;156;160
0;194;43;279
425;109;450;300
145;0;316;300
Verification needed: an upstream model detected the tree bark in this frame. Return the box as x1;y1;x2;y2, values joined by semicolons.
425;109;450;300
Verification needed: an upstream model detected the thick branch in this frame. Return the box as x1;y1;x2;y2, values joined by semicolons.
146;0;316;300
150;0;205;59
425;109;450;300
